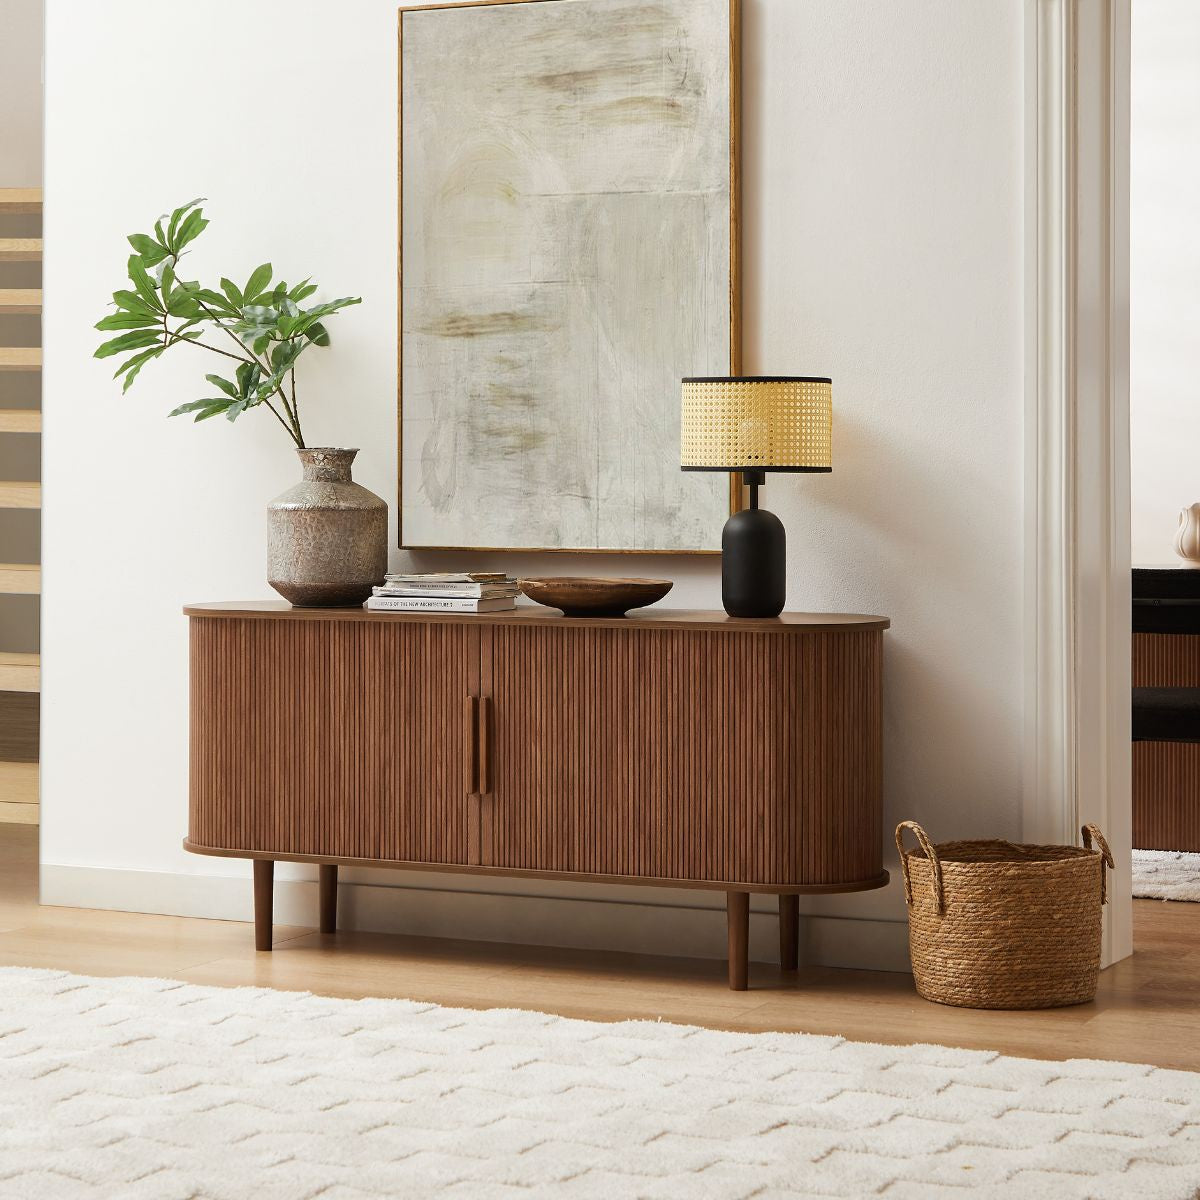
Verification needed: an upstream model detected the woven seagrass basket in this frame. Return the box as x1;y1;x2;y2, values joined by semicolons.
896;821;1114;1010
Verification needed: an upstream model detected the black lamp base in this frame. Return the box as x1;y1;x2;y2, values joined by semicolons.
721;489;786;618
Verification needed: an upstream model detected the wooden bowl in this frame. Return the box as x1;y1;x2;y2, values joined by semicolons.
517;576;673;618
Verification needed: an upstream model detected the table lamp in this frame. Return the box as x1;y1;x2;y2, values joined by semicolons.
681;376;832;618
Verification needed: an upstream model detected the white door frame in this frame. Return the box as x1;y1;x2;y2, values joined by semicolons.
1025;0;1132;965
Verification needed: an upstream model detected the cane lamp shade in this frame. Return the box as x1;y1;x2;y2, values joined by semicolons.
680;376;832;472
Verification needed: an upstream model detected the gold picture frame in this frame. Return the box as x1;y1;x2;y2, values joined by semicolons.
398;0;742;554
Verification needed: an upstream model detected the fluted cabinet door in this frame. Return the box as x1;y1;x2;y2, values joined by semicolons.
190;617;471;864
481;624;883;887
1133;633;1200;685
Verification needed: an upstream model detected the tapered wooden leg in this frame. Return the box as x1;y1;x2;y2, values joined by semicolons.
319;864;338;934
779;894;799;971
253;860;274;951
727;890;749;990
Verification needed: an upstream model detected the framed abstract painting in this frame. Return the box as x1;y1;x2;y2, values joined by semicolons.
399;0;740;552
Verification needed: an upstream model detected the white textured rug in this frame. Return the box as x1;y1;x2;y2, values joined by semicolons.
1134;849;1200;902
1;969;1199;1199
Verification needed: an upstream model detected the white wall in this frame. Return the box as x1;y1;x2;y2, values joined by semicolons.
41;0;1024;969
1130;0;1200;565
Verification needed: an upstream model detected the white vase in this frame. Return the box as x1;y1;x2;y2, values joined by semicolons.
1175;503;1200;564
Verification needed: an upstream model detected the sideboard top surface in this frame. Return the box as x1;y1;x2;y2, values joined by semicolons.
184;601;890;633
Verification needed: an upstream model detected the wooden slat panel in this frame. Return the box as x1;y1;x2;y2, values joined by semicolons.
0;350;40;374
189;617;470;863
0;290;41;314
0;801;38;825
1133;741;1200;852
1133;633;1200;852
0;482;40;509
0;239;42;262
483;625;883;887
0;349;41;372
0;412;40;434
0;654;39;693
0;761;38;806
0;692;38;761
1133;632;1200;686
0;189;42;213
0;564;39;593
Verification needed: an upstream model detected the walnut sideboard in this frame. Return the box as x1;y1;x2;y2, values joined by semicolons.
184;602;890;989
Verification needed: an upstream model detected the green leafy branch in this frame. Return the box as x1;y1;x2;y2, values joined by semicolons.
94;199;361;449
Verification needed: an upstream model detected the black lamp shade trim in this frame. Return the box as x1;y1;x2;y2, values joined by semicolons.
681;465;833;473
682;375;833;384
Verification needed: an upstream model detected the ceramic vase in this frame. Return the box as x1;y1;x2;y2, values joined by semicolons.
267;448;387;607
1175;503;1200;566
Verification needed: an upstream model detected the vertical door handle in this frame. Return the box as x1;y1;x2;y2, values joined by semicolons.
463;695;479;795
478;696;492;796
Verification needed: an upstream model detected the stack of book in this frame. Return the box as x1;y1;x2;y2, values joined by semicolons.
364;572;519;614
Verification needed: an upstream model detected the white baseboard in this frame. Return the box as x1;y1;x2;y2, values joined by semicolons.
39;864;912;973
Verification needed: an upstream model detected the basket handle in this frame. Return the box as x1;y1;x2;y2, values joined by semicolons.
1082;824;1114;906
895;821;944;911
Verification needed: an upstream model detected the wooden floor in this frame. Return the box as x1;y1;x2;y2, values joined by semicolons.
2;825;1198;1070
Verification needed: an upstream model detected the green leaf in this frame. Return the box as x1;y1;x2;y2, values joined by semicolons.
95;329;163;359
128;233;168;264
168;281;202;317
302;296;362;321
167;197;205;245
305;321;329;346
175;210;208;251
220;277;243;309
169;298;202;320
244;263;272;301
116;347;164;392
235;307;273;326
276;301;300;337
192;288;234;315
95;312;160;331
154;219;167;246
252;332;272;355
235;361;261;395
238;304;276;322
113;345;161;378
167;399;211;416
127;255;162;311
111;289;156;316
189;294;234;321
288;279;316;302
268;341;304;377
204;373;239;399
168;397;232;419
